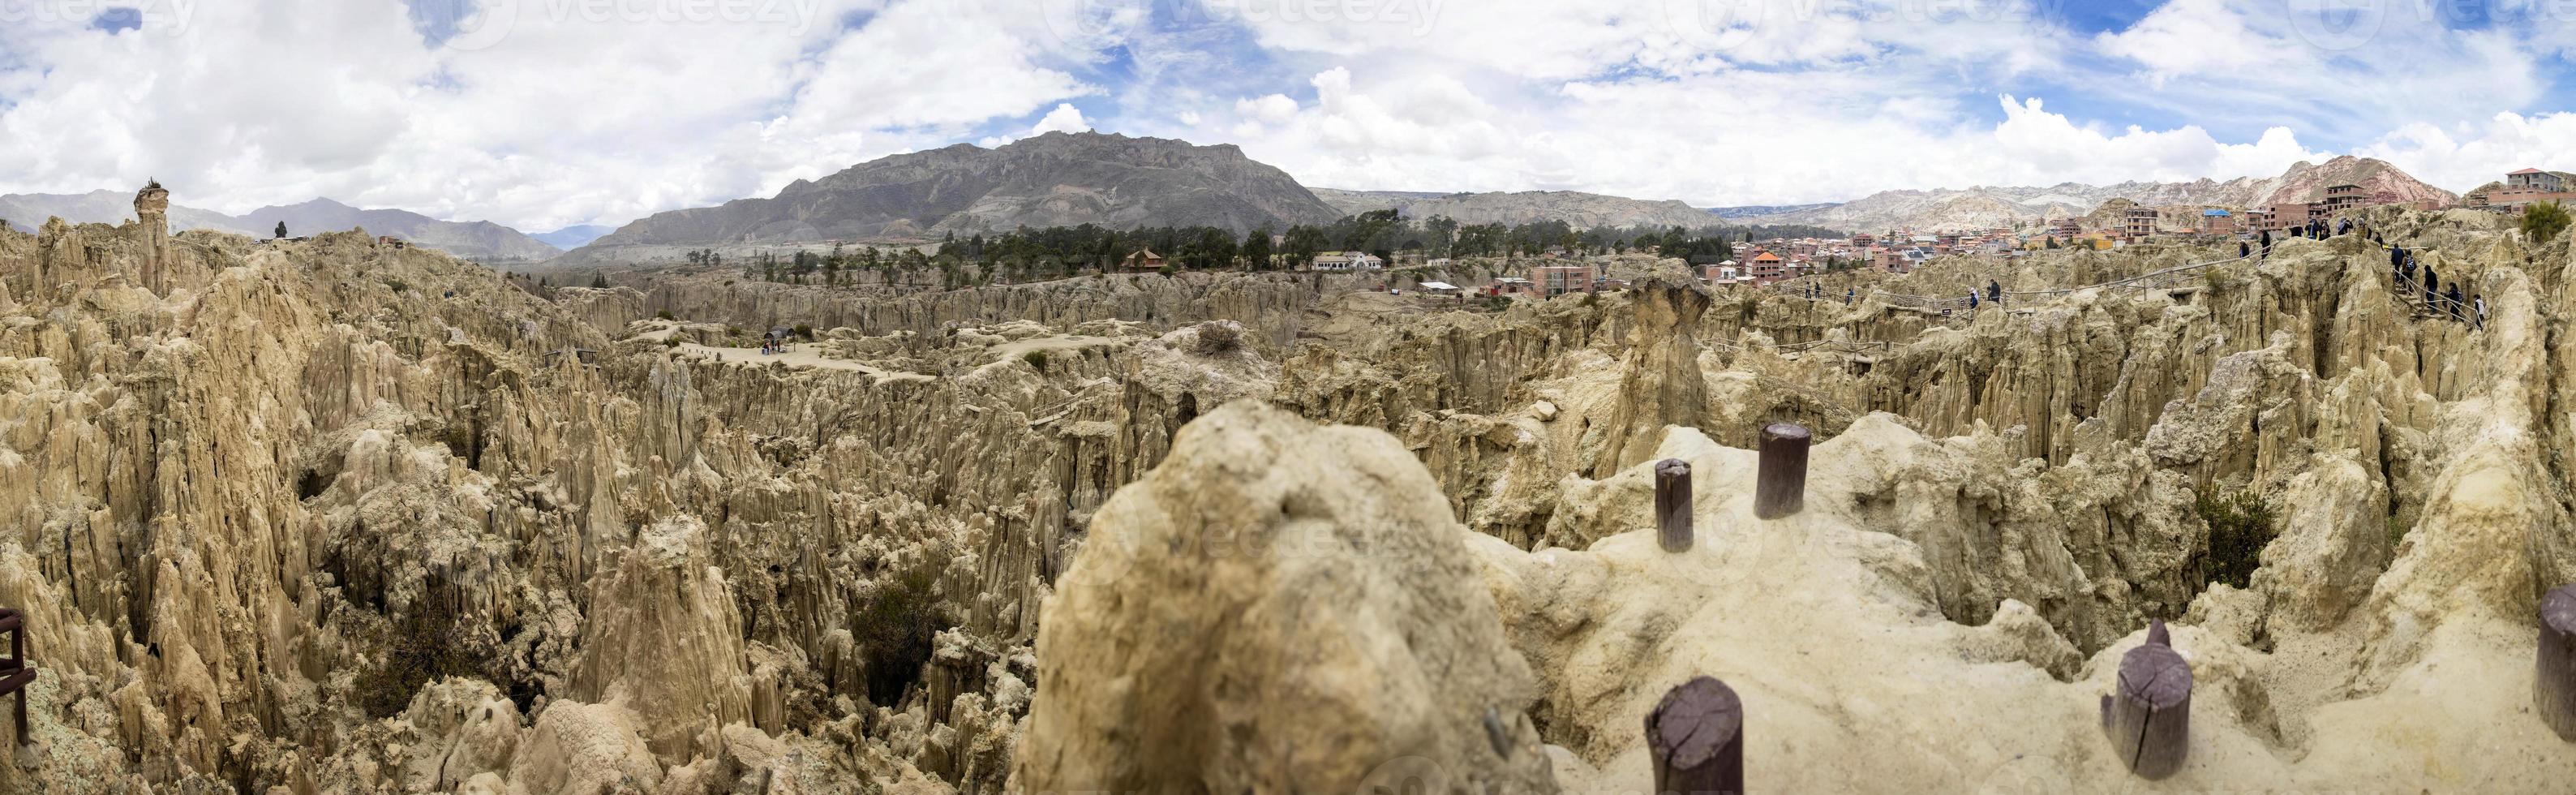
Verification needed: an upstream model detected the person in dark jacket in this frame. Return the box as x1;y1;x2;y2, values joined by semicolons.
2424;265;2439;308
2445;284;2464;319
2260;229;2273;258
2390;245;2406;281
2240;241;2252;259
1986;279;2003;304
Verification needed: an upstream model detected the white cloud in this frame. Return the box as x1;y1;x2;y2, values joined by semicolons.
1032;103;1092;135
0;0;1099;231
0;0;2566;231
2361;113;2576;192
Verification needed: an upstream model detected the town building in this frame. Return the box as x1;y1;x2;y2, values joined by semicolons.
2124;208;2159;240
2472;168;2576;213
1310;251;1383;271
1531;265;1595;296
2200;208;2236;236
2509;168;2565;192
1120;248;1166;271
1747;251;1786;280
2318;184;2368;214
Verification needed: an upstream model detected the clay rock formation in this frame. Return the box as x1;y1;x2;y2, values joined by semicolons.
1019;402;1556;793
1591;274;1710;477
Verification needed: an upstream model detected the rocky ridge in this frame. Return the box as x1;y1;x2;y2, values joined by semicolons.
0;191;560;261
1740;156;2461;232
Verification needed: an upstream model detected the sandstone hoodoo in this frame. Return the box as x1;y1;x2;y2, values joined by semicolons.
6;178;2575;793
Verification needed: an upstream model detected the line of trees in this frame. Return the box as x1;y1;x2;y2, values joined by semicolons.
725;212;1849;287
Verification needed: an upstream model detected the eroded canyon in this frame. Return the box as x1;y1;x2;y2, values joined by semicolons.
2;195;2574;793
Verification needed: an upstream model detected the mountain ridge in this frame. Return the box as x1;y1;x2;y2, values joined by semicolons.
0;191;561;260
561;131;1342;263
1309;188;1724;230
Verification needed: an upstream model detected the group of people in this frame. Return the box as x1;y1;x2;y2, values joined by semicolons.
2245;217;2352;260
2390;243;2487;330
1964;279;2004;310
760;332;788;355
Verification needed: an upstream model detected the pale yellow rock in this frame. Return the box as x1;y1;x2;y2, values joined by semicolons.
1019;401;1556;793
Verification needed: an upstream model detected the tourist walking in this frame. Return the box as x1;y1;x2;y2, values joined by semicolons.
2475;294;2488;330
2424;265;2439;309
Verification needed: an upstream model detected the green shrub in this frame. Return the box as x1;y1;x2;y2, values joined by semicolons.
2525;201;2570;243
2194;488;2278;590
354;609;477;719
381;278;409;293
663;337;681;348
793;324;814;340
852;566;950;707
655;309;675;320
1023;350;1049;371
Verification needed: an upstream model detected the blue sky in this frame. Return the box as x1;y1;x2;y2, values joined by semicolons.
2;0;2574;230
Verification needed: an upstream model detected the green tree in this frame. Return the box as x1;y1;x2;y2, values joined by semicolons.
1244;226;1275;271
1282;225;1326;269
2525;200;2571;243
590;273;609;289
274;221;288;238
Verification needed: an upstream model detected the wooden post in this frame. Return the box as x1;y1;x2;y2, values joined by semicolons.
1754;423;1810;519
1656;458;1693;552
0;608;27;746
1647;677;1742;795
2099;619;2191;779
2537;584;2576;741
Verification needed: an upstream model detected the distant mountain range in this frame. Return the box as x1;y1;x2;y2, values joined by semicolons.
1704;203;1844;219
0;137;2479;270
1730;156;2459;233
1310;188;1723;230
532;225;615;249
558;132;1343;264
0;191;561;261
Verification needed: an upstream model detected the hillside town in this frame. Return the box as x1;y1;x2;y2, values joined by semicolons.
1419;167;2561;298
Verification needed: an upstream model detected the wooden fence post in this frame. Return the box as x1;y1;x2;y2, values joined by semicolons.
2537;584;2576;741
1754;423;1810;519
1647;676;1742;795
0;608;28;746
2100;619;2190;779
1656;458;1693;552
